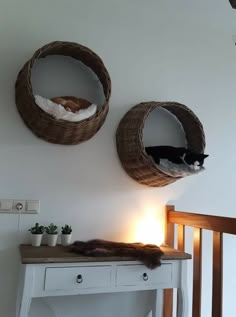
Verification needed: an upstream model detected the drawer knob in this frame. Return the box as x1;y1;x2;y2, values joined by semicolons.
143;273;148;281
77;274;83;283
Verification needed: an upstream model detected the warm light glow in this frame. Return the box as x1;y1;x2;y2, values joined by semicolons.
134;209;165;246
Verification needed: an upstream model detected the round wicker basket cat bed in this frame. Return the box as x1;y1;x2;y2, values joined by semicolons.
15;41;111;145
116;102;206;187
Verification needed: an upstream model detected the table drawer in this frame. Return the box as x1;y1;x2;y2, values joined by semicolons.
116;264;172;286
45;265;112;291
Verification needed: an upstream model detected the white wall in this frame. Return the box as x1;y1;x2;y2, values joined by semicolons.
0;0;235;316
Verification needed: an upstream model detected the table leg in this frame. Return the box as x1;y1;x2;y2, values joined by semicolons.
153;289;163;317
16;265;34;317
177;261;188;317
17;297;32;317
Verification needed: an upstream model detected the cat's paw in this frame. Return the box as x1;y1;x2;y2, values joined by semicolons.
192;162;201;170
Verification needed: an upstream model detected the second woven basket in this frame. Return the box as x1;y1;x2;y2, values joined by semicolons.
116;101;206;187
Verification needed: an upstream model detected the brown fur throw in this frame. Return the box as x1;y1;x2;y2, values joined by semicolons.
70;239;164;269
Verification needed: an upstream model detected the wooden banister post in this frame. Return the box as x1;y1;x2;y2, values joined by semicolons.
178;224;185;251
192;228;202;317
165;205;175;247
163;205;175;317
212;231;223;317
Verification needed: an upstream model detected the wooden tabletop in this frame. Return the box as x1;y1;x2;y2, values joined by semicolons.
19;244;192;264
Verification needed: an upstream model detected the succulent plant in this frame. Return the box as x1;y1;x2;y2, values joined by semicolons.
45;223;58;235
28;222;44;234
61;224;72;234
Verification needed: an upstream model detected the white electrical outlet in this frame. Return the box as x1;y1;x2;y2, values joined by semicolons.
0;199;40;214
12;200;26;213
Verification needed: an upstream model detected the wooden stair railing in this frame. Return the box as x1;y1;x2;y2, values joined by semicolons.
164;205;236;317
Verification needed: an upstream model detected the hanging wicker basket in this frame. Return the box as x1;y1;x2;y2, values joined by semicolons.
116;101;206;187
15;41;111;145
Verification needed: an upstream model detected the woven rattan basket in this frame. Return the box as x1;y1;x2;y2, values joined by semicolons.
116;101;206;187
15;41;111;145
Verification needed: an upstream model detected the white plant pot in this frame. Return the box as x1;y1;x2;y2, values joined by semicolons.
47;234;58;247
31;234;43;247
61;233;72;246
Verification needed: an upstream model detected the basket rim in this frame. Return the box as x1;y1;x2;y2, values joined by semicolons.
21;40;111;125
116;101;206;186
137;101;205;159
15;41;111;144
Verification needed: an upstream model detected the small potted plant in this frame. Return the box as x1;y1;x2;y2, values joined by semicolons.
45;223;58;247
61;224;72;246
28;223;45;247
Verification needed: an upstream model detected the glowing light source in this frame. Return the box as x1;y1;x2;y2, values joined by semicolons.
134;210;164;246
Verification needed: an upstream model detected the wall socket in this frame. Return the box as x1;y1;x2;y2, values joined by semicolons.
0;199;40;214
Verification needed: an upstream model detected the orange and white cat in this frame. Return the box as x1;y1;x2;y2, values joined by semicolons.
51;96;91;113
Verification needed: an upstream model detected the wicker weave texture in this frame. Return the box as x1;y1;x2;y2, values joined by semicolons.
15;41;111;145
116;102;206;187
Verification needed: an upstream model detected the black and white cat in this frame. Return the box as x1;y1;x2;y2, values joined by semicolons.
145;146;208;169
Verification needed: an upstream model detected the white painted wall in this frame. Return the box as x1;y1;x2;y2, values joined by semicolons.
0;0;235;316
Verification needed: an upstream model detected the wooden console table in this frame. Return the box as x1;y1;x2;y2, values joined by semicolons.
17;245;191;317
